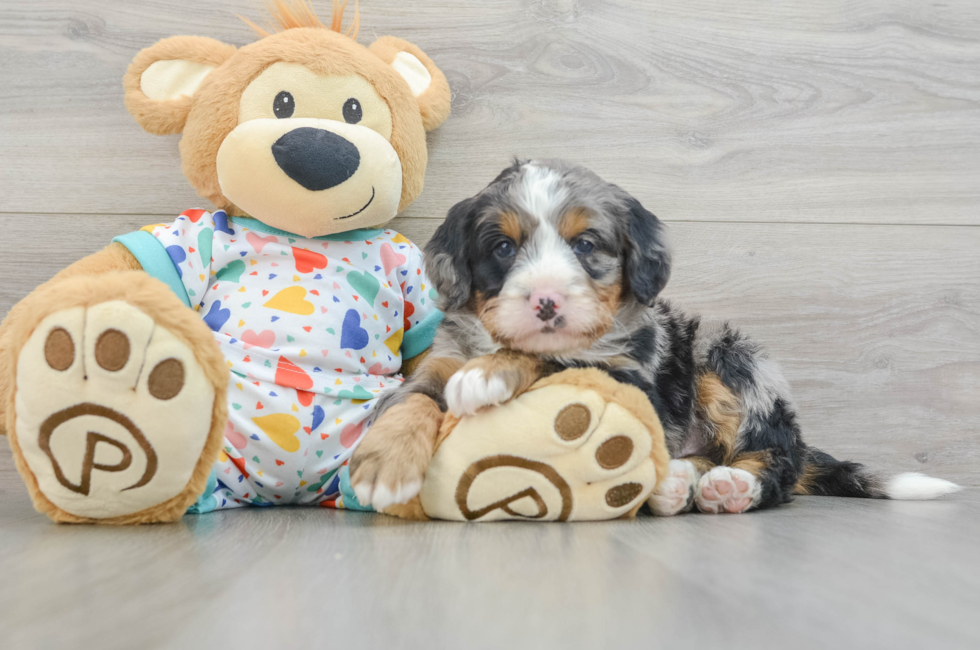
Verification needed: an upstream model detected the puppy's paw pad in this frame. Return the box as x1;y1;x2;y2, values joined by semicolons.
695;466;760;514
647;459;698;516
14;302;216;520
445;368;513;417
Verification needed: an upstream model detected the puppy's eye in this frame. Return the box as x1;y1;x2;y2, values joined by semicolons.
493;240;515;259
343;98;363;124
273;91;295;119
573;239;594;255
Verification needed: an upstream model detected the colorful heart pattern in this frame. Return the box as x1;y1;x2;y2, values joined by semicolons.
264;286;315;315
380;242;407;275
241;329;276;350
216;259;246;283
142;210;439;509
274;355;314;390
340;309;369;350
346;270;380;307
247;231;278;253
252;413;301;452
340;421;364;449
293;247;327;273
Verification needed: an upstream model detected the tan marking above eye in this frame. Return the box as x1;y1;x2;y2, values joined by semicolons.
558;207;591;240
498;211;523;243
95;329;130;372
44;327;75;371
238;62;393;140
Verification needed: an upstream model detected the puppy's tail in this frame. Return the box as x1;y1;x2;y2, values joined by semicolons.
795;447;961;500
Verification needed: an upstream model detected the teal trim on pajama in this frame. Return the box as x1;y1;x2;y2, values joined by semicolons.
401;308;443;360
112;230;191;308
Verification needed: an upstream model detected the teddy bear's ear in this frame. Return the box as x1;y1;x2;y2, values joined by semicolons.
124;36;237;135
370;36;451;132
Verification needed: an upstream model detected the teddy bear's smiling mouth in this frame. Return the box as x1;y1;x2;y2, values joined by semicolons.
337;186;376;219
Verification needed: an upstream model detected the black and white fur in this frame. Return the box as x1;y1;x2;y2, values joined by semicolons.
351;159;960;514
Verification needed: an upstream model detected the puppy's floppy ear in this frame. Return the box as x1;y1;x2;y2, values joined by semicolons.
424;197;477;311
370;36;451;132
124;36;236;135
624;197;672;306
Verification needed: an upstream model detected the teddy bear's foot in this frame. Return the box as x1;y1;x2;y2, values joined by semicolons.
418;369;669;522
11;298;222;523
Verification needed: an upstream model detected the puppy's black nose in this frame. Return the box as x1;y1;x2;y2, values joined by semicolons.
536;298;557;321
272;127;360;191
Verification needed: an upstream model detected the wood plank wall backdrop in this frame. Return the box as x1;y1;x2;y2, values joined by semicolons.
0;0;977;490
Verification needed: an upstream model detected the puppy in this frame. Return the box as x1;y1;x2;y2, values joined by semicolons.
350;159;960;514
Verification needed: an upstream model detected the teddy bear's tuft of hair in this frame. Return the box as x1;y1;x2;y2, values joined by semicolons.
241;0;360;40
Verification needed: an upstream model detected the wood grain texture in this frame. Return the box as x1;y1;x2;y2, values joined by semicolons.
1;213;976;485
0;214;439;308
0;477;977;650
1;0;980;222
1;2;979;646
663;222;980;486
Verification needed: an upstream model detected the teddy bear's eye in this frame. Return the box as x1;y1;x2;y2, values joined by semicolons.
273;91;295;119
343;98;362;124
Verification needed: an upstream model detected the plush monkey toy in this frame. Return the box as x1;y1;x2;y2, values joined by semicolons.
0;1;669;524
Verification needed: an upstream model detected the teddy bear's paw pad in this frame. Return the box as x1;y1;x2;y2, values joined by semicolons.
14;301;216;519
419;383;658;522
647;459;699;516
695;466;761;514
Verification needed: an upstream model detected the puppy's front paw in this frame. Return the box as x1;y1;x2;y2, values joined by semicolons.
349;395;441;511
695;466;761;514
647;459;699;516
350;438;426;512
352;469;422;512
445;367;514;417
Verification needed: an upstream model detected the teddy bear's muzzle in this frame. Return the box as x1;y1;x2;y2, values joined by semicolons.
271;127;361;192
215;117;403;237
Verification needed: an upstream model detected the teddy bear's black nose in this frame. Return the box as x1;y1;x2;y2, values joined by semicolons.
272;127;360;191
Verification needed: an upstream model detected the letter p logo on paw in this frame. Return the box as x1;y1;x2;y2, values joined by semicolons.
419;372;664;522
38;404;158;497
14;302;218;520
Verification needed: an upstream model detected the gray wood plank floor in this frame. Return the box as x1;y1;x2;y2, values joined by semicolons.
0;480;977;650
1;1;978;647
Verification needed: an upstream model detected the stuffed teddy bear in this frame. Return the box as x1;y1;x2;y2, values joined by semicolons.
0;0;450;523
0;0;669;524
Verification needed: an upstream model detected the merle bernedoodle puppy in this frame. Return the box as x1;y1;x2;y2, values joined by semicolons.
349;159;959;513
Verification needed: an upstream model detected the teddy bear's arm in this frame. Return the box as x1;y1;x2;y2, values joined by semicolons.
0;244;144;434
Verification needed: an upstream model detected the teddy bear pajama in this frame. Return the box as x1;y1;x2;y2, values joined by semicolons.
113;209;441;511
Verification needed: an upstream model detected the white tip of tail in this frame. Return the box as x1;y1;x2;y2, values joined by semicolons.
884;473;962;500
